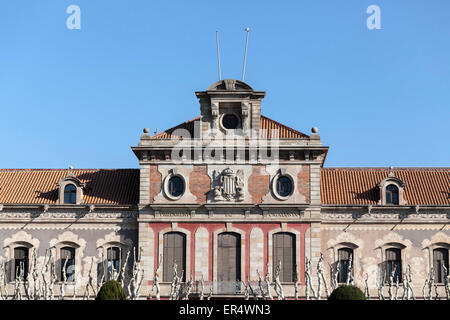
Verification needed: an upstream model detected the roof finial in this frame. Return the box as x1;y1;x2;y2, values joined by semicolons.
388;166;395;177
154;128;158;135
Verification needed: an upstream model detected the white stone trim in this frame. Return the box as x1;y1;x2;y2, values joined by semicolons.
267;226;301;283
212;224;246;283
249;227;264;280
158;226;191;282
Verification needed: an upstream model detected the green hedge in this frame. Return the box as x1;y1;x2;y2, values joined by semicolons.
328;285;366;300
96;280;127;300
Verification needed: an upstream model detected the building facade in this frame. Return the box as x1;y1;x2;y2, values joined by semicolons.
0;79;449;299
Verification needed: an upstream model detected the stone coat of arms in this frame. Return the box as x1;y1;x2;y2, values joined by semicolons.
212;168;245;201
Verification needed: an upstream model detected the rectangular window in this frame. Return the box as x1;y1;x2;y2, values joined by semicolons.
14;247;29;281
386;248;402;283
434;248;449;283
338;248;353;283
60;247;76;282
273;233;295;282
163;233;186;282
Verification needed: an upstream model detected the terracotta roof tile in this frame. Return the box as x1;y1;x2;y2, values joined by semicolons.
321;168;450;205
0;169;139;205
150;115;309;139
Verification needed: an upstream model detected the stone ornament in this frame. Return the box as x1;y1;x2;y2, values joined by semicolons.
213;168;245;202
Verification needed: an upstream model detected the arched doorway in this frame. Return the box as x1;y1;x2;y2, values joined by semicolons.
217;232;241;294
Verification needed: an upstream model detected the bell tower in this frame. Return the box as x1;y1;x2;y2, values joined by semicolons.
195;79;265;139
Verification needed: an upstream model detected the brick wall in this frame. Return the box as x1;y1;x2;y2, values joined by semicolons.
149;165;162;203
248;165;270;204
297;164;310;203
189;165;210;203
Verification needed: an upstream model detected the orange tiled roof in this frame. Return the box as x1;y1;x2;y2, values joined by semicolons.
0;169;139;205
321;168;450;205
151;115;309;139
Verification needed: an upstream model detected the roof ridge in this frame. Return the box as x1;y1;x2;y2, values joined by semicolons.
0;168;139;171
151;116;201;138
260;114;308;137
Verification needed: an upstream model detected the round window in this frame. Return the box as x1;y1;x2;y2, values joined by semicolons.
221;114;240;129
168;176;184;198
276;176;293;197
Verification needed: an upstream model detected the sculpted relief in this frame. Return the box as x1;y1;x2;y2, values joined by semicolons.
212;167;245;202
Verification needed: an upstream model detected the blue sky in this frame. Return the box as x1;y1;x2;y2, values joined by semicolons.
0;0;449;168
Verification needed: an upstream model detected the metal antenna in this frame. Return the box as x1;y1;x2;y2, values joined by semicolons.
216;31;222;80
242;27;250;81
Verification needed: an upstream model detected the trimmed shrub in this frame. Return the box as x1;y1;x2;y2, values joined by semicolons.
328;285;366;300
96;280;127;300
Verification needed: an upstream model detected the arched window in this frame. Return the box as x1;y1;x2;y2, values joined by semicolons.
60;247;76;282
386;184;399;205
273;233;296;282
163;232;186;282
64;184;77;204
107;247;121;280
337;248;353;283
14;247;29;281
433;248;449;283
386;248;402;282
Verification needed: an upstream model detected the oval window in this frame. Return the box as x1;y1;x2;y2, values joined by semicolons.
222;114;239;129
168;176;184;197
276;176;293;197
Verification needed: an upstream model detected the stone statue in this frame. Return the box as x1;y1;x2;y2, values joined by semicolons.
272;260;285;300
264;263;273;300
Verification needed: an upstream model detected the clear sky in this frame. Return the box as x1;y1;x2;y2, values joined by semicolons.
0;0;449;169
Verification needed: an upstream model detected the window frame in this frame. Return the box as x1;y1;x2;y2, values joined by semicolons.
162;232;186;282
337;247;353;284
433;248;449;284
60;246;76;283
385;248;403;283
272;232;296;283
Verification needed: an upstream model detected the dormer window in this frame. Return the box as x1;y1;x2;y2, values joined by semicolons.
57;167;85;205
64;184;77;204
386;184;399;205
378;167;406;205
